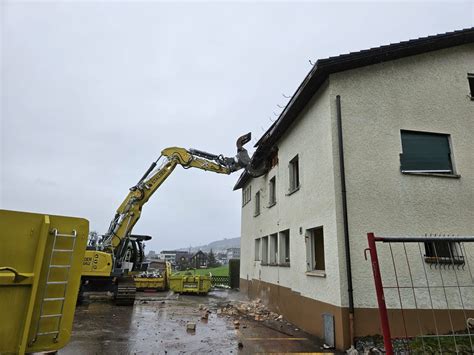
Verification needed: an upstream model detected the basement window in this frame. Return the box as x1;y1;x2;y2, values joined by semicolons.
261;236;268;264
254;238;261;261
306;227;325;272
288;155;300;193
424;241;465;265
279;230;290;265
254;191;261;216
268;177;276;207
269;233;278;265
468;73;474;100
400;130;454;174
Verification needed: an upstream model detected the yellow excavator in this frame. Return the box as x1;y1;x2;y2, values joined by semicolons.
79;133;252;305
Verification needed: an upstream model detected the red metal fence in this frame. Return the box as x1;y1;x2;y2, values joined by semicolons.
366;233;474;354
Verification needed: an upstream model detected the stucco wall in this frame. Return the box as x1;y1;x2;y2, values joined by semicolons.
329;43;474;309
240;43;474;313
239;82;348;307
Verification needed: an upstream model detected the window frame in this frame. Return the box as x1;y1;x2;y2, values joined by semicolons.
254;191;261;217
424;241;465;265
306;227;325;275
261;236;269;265
242;185;251;207
400;130;456;176
269;233;278;265
268;176;276;207
288;155;300;194
254;238;261;261
279;229;290;266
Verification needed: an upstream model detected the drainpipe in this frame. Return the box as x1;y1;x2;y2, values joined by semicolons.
336;95;355;346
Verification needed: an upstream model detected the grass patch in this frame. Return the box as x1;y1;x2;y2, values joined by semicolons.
173;265;229;277
408;335;474;353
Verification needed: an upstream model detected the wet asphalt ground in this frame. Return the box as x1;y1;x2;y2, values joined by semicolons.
61;289;335;354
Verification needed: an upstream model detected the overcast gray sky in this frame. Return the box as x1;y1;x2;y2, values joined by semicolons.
1;1;473;252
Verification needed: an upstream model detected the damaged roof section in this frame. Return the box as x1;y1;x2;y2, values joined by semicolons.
234;27;474;190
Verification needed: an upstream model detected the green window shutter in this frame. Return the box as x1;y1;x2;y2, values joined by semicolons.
400;131;453;172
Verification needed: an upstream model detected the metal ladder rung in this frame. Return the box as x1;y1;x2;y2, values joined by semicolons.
56;233;77;238
47;281;68;285
37;330;60;336
53;249;74;252
44;297;65;302
40;314;62;318
50;265;71;268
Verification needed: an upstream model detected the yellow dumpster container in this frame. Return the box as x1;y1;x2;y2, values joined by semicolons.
134;276;166;291
169;274;211;294
0;209;88;354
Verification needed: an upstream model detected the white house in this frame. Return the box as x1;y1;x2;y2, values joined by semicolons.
234;28;474;350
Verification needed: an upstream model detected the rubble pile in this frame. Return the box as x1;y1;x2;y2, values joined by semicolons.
217;299;284;323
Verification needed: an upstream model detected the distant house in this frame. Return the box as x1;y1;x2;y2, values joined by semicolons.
217;252;228;265
226;247;240;260
190;250;208;268
234;28;474;349
159;250;191;266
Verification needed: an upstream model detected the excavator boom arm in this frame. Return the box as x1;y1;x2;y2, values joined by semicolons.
102;134;251;250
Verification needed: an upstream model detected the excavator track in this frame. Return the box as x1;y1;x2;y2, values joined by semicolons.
114;277;136;306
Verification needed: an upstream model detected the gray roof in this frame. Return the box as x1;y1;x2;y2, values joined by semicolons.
234;27;474;190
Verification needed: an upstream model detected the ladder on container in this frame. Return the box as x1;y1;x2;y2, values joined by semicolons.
32;229;77;343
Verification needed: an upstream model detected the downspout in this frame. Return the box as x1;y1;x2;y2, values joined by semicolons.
336;95;355;346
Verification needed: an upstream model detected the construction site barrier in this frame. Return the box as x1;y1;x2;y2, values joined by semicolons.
365;233;474;354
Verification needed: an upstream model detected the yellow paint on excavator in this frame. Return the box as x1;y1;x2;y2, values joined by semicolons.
81;250;113;277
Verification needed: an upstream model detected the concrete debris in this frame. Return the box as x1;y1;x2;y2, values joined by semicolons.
217;300;284;323
186;322;196;331
233;320;240;329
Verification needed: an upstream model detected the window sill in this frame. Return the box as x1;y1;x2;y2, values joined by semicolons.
267;202;276;209
401;171;461;179
261;263;290;267
253;212;260;217
424;256;465;265
305;270;326;278
286;186;300;196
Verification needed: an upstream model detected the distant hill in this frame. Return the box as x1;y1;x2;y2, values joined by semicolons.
177;237;240;253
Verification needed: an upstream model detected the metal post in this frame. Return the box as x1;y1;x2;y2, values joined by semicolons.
367;233;393;355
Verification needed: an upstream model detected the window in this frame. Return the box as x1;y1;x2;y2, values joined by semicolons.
268;177;276;206
468;73;474;100
424;240;464;265
261;236;268;264
254;238;261;261
279;230;290;265
306;227;325;271
289;155;300;192
242;185;251;206
269;233;278;264
254;191;261;216
400;130;453;174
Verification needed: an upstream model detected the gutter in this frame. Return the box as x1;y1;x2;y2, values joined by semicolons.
336;95;355;345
